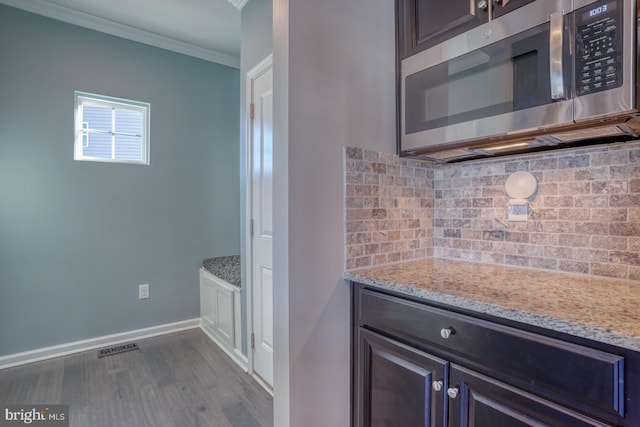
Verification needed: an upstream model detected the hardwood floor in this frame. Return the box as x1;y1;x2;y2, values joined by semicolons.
0;329;273;427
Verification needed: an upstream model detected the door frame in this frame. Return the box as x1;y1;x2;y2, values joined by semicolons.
244;53;273;391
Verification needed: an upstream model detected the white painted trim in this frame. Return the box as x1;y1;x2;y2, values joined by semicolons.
245;53;273;378
252;372;274;396
247;54;274;81
228;0;250;10
0;0;239;68
200;267;241;293
0;318;200;370
199;324;249;371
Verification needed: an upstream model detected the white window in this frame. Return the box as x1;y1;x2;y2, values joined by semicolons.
74;91;150;165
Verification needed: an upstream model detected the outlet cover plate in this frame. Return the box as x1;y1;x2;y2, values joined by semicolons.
508;204;528;222
139;284;150;299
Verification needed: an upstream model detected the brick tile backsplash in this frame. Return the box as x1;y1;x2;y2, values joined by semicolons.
345;142;640;279
344;147;434;270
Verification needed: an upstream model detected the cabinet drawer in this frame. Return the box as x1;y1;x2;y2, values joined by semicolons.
358;288;625;419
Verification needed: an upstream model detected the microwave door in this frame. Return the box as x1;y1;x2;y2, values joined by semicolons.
401;1;574;152
573;0;638;121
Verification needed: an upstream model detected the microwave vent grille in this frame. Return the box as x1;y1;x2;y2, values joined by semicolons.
419;148;476;161
551;126;626;143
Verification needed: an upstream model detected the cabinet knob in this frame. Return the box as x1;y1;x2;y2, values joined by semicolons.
440;327;454;339
493;0;503;4
477;0;488;10
432;380;444;392
447;387;460;399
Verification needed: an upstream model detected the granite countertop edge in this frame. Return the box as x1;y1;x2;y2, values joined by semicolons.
345;270;640;353
202;255;241;288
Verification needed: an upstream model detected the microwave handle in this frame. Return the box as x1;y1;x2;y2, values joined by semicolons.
549;10;566;100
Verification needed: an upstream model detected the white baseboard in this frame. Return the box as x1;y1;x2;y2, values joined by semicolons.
0;318;200;370
199;323;249;372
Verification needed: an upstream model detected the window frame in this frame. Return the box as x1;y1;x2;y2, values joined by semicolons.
74;91;150;165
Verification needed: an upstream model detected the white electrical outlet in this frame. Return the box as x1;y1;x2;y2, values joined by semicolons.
508;203;529;222
139;284;150;299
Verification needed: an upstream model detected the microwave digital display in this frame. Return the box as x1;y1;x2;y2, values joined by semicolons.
583;1;616;20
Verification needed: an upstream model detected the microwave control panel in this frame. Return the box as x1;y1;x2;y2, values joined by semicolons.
575;0;623;96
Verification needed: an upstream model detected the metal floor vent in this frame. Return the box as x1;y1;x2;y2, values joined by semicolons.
97;342;139;358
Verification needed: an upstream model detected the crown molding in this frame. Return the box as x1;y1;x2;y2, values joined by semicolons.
0;0;240;68
228;0;249;10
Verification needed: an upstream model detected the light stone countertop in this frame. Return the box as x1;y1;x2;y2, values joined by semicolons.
345;258;640;352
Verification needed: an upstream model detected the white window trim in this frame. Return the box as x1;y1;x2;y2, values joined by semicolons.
74;91;150;165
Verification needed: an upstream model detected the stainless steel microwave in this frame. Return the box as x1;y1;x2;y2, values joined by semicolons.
400;0;640;162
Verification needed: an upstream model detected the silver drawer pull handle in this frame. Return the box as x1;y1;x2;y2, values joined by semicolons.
447;387;460;399
440;327;454;339
432;380;444;392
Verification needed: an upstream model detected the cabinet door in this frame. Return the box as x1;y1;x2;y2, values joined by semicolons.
214;284;235;346
448;365;614;427
398;0;489;58
491;0;535;19
356;328;448;427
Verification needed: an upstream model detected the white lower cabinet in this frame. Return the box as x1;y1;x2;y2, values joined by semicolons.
200;268;246;369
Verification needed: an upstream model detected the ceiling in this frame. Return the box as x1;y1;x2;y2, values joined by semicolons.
0;0;242;68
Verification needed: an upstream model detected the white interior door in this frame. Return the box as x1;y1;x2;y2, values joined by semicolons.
249;57;274;389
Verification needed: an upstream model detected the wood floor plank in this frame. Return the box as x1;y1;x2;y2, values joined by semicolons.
222;401;265;427
0;329;273;427
0;371;11;405
29;358;65;404
4;365;40;404
160;380;231;427
137;339;177;388
80;350;118;427
61;355;87;409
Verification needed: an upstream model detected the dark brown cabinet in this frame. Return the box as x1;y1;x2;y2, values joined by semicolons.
356;328;447;426
491;0;536;19
449;365;612;427
397;0;537;58
398;0;488;58
352;283;640;427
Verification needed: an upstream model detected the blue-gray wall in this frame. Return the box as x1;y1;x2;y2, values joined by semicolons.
0;5;240;356
239;0;273;356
